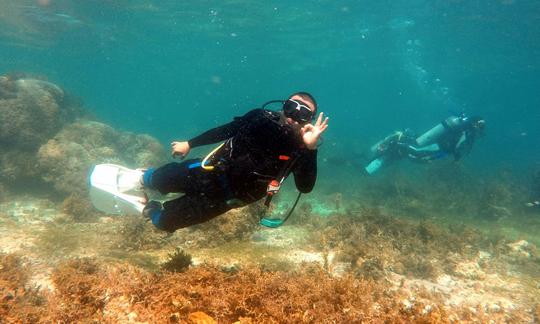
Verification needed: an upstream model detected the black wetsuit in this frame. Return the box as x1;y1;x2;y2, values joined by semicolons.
145;109;317;232
438;120;477;161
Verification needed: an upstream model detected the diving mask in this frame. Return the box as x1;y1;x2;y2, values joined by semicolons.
283;99;314;125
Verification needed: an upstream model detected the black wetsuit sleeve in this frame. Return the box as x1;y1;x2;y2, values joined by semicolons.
454;131;475;161
187;109;261;148
293;149;317;193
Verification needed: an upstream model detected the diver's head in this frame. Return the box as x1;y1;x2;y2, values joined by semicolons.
468;116;485;136
283;92;317;127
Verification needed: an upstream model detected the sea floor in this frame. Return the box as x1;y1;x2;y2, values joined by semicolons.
1;196;539;322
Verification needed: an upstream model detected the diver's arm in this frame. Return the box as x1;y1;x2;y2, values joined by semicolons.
453;132;474;161
187;109;261;148
293;149;317;193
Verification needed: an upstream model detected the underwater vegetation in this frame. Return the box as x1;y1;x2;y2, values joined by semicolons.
185;205;262;248
117;215;170;252
0;251;537;323
35;223;83;258
61;193;99;223
308;207;516;280
161;248;192;273
0;253;47;322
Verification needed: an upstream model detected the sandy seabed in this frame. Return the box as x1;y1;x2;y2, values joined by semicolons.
1;196;539;323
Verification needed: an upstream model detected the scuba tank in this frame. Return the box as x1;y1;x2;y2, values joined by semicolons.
415;116;464;147
369;131;404;158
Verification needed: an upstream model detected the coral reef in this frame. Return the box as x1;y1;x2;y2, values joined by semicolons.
0;73;167;198
0;74;86;190
0;75;68;149
37;120;167;195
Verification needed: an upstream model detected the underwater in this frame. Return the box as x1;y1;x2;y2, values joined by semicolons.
1;0;540;322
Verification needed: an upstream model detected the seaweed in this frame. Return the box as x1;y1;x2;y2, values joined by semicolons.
0;253;47;322
36;222;81;257
308;207;507;280
117;215;170;251
48;258;107;322
187;205;260;248
0;252;535;322
161;248;192;273
61;193;99;222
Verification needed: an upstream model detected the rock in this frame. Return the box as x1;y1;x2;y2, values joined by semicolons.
0;77;68;150
37;120;167;195
221;263;240;273
0;75;80;185
488;303;501;313
402;298;414;311
188;311;216;324
422;304;433;315
506;240;537;262
454;260;486;280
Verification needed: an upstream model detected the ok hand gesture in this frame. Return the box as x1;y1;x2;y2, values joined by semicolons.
301;112;329;150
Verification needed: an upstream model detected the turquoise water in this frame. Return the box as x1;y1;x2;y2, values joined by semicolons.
1;0;539;183
3;2;540;321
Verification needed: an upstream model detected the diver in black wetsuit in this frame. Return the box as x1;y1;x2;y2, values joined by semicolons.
364;114;485;175
141;92;329;232
407;115;485;162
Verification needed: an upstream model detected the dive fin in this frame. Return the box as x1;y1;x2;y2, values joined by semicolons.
88;164;146;215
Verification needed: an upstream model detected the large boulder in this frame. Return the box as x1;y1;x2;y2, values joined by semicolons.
0;76;67;149
37;120;167;195
0;74;167;198
0;75;81;186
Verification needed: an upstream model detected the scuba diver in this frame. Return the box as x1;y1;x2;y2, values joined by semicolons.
138;92;328;232
364;129;416;175
407;114;485;162
364;114;485;175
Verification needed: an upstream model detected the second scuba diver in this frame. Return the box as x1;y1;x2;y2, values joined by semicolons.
141;92;329;232
365;114;485;175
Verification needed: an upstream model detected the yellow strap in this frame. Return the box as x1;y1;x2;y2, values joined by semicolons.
201;143;225;171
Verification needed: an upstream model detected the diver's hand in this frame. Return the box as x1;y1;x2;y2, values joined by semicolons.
171;141;190;159
301;112;329;150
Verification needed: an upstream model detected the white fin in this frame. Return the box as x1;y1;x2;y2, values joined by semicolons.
88;164;145;215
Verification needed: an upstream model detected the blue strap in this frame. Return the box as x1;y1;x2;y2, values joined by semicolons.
188;162;202;169
149;209;165;230
143;168;156;188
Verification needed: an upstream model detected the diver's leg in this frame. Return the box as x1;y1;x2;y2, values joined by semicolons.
145;194;230;232
142;159;201;194
407;144;441;158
